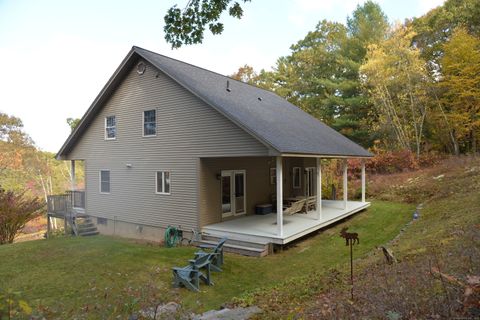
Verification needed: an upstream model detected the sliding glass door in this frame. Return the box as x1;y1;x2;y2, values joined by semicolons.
221;170;246;218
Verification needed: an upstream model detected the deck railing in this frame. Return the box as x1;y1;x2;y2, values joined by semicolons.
47;190;85;216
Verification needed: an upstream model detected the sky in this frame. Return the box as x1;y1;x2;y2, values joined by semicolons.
0;0;445;153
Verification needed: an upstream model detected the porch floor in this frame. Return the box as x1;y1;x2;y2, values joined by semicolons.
202;200;370;245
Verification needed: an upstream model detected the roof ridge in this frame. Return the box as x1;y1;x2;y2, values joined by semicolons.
132;46;277;98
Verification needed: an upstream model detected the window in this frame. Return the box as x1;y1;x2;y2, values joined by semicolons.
156;171;171;194
293;167;301;189
105;116;116;139
143;110;156;136
100;170;110;193
270;168;276;185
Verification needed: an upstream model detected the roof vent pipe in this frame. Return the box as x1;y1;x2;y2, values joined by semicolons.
226;80;231;92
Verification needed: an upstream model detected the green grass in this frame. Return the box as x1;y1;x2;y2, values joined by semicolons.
0;200;413;319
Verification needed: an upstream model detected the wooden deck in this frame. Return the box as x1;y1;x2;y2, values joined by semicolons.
202;200;370;245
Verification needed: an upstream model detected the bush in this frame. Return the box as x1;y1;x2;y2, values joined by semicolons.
0;187;44;244
348;150;445;178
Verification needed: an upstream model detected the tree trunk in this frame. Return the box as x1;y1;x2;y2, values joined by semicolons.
472;129;477;157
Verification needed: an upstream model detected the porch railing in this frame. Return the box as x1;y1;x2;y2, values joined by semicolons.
47;190;85;216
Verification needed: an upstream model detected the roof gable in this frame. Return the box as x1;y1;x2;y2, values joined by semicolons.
57;46;372;158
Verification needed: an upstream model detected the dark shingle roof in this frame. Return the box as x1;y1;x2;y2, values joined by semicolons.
134;47;371;157
57;46;371;158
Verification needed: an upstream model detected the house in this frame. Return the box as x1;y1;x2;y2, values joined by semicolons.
50;46;372;256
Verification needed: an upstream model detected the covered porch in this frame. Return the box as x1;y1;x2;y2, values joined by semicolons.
200;155;369;246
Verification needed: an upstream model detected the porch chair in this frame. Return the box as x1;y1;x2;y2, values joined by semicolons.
172;253;214;292
305;196;317;212
195;237;228;272
283;199;306;215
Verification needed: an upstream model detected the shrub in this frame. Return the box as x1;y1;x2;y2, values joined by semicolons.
0;187;44;244
348;150;445;178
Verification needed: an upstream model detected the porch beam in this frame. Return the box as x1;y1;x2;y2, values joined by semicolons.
316;158;322;220
343;160;348;210
361;159;366;203
70;160;76;191
276;156;283;237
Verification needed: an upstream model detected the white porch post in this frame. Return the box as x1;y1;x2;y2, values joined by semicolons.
343;160;348;210
316;158;322;220
276;156;283;237
361;159;366;203
70;160;76;191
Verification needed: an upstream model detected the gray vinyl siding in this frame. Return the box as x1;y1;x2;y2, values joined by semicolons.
66;60;269;230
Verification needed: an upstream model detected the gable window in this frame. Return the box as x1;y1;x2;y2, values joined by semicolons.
156;171;171;194
143;110;156;136
293;167;301;189
100;170;110;193
105;116;116;140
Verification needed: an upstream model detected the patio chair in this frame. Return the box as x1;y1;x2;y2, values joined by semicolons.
172;253;214;292
195;237;227;272
283;199;306;215
305;196;317;212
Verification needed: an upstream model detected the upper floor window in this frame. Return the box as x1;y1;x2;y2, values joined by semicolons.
105;116;116;140
143;110;156;136
156;171;171;195
100;170;110;193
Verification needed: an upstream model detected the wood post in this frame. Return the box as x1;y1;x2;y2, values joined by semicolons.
343;160;348;210
316;158;322;220
276;156;283;237
46;214;51;238
70;160;76;192
361;159;366;203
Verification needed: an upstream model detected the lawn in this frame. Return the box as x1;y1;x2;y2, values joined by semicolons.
0;200;413;319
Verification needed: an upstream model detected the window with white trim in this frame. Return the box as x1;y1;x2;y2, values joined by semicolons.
293;167;301;189
156;171;171;194
105;116;116;139
143;110;156;136
100;170;110;193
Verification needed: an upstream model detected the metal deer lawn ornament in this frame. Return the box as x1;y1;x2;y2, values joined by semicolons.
340;227;360;300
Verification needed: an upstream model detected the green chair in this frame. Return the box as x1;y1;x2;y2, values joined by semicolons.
172;253;214;291
195;237;227;272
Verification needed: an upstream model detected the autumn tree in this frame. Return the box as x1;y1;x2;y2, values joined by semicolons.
0;187;44;244
360;25;429;156
439;27;480;155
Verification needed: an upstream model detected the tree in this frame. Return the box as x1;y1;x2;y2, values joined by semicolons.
439;27;480;155
0;187;44;244
0;112;33;146
360;25;429;156
164;0;250;48
66;118;80;132
412;0;480;75
230;64;259;84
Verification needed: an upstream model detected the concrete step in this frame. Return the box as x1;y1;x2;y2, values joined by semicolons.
77;222;95;228
197;239;269;257
201;234;268;250
77;225;97;233
79;230;99;237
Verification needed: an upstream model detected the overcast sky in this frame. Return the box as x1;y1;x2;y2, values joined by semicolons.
0;0;445;153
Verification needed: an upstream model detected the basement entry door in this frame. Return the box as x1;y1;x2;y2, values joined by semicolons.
221;170;246;218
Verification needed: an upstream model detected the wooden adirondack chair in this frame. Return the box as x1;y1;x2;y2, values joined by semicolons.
195;237;227;272
172;253;214;292
283;199;306;215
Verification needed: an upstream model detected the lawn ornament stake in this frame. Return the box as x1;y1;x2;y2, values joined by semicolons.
340;227;360;300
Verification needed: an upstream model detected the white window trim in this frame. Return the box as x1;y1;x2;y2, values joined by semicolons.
293;167;301;189
155;171;171;195
99;170;111;194
142;109;157;137
104;116;116;140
